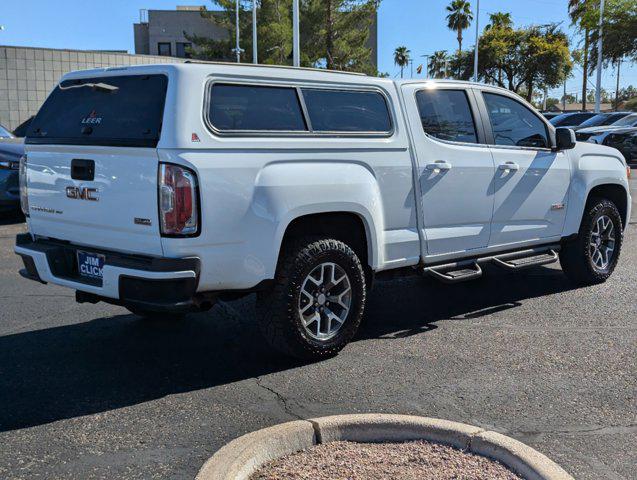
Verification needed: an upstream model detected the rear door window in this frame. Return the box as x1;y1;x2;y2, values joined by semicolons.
207;83;307;132
415;89;478;143
300;88;392;133
26;74;168;147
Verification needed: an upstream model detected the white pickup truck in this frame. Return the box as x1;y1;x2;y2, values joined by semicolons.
15;63;631;359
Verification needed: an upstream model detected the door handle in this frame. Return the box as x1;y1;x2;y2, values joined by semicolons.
498;162;519;172
426;161;452;171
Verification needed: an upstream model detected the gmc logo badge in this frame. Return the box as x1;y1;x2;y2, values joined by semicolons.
66;186;99;201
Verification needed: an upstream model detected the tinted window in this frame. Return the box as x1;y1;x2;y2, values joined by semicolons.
415;89;478;143
612;114;637;127
483;93;549;148
208;84;307;132
301;88;392;133
26;74;168;147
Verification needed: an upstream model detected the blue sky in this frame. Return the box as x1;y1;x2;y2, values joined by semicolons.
1;0;635;99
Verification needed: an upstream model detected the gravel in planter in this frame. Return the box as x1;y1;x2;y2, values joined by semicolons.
251;440;523;480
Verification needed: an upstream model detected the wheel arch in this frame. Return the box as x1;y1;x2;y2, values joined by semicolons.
565;177;630;237
586;183;629;228
275;209;379;274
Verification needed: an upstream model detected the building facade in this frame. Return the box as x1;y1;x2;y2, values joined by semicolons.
134;5;378;67
0;46;183;132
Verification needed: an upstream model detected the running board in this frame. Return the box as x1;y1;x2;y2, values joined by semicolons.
424;262;482;284
421;244;560;284
492;249;559;270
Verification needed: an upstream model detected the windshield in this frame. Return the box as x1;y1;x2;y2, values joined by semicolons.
26;74;168;147
611;114;637;127
578;113;630;128
0;124;13;138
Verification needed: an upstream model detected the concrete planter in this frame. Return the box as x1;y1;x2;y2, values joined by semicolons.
196;414;574;480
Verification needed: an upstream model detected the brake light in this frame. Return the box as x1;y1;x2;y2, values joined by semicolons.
158;163;199;236
19;155;29;217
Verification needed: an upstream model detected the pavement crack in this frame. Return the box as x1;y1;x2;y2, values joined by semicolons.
514;424;637;437
254;376;305;421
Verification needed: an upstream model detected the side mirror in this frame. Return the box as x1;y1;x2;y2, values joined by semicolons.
555;127;576;150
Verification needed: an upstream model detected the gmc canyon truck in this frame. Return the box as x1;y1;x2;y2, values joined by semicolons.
15;63;631;359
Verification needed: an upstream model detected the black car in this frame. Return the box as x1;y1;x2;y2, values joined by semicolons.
541;111;562;121
603;128;637;164
572;112;631;131
549;111;598;128
0;124;24;214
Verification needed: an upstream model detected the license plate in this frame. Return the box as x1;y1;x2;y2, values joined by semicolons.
77;250;105;280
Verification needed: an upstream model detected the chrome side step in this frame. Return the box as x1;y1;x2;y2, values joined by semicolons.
422;244;560;284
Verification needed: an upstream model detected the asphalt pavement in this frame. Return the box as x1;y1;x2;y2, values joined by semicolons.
0;176;635;480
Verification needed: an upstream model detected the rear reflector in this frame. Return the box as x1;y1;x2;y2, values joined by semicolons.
158;163;199;236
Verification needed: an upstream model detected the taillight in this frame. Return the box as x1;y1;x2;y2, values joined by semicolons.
158;163;199;236
19;155;29;217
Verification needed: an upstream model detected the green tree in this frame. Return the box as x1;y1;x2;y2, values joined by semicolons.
466;23;572;101
428;50;448;78
446;0;473;53
394;46;410;78
585;0;637;67
625;97;637;111
485;12;512;31
301;0;380;75
259;0;293;64
188;0;381;74
568;0;594;111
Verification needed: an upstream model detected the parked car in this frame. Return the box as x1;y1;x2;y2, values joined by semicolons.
572;112;631;131
550;111;598;128
15;64;631;359
603;129;637;164
0;124;24;214
576;113;637;143
541;111;562;121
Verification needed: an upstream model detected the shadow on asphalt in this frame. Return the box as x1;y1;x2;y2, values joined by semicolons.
0;265;577;432
0;212;25;226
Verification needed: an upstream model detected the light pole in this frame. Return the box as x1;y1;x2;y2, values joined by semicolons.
293;0;300;67
421;54;430;79
252;0;258;64
235;0;241;63
594;0;605;113
473;0;480;83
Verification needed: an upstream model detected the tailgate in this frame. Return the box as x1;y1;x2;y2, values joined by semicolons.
26;145;163;255
24;72;169;256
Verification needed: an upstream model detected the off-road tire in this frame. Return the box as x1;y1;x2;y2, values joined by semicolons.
560;197;623;285
256;238;367;360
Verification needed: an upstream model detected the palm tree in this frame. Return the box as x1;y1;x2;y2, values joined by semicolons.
485;12;512;30
394;46;410;79
428;50;449;79
446;0;473;54
568;0;591;111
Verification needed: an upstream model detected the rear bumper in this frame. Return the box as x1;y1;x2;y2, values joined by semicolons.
15;233;201;311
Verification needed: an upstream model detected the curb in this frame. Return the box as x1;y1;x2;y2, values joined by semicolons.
196;414;574;480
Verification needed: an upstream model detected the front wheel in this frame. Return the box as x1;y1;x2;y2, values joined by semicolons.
560;197;623;285
256;238;367;360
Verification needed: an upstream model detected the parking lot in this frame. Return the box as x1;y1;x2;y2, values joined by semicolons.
0;175;635;480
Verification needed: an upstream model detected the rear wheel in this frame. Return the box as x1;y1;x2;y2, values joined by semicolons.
560;197;623;285
256;238;366;360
